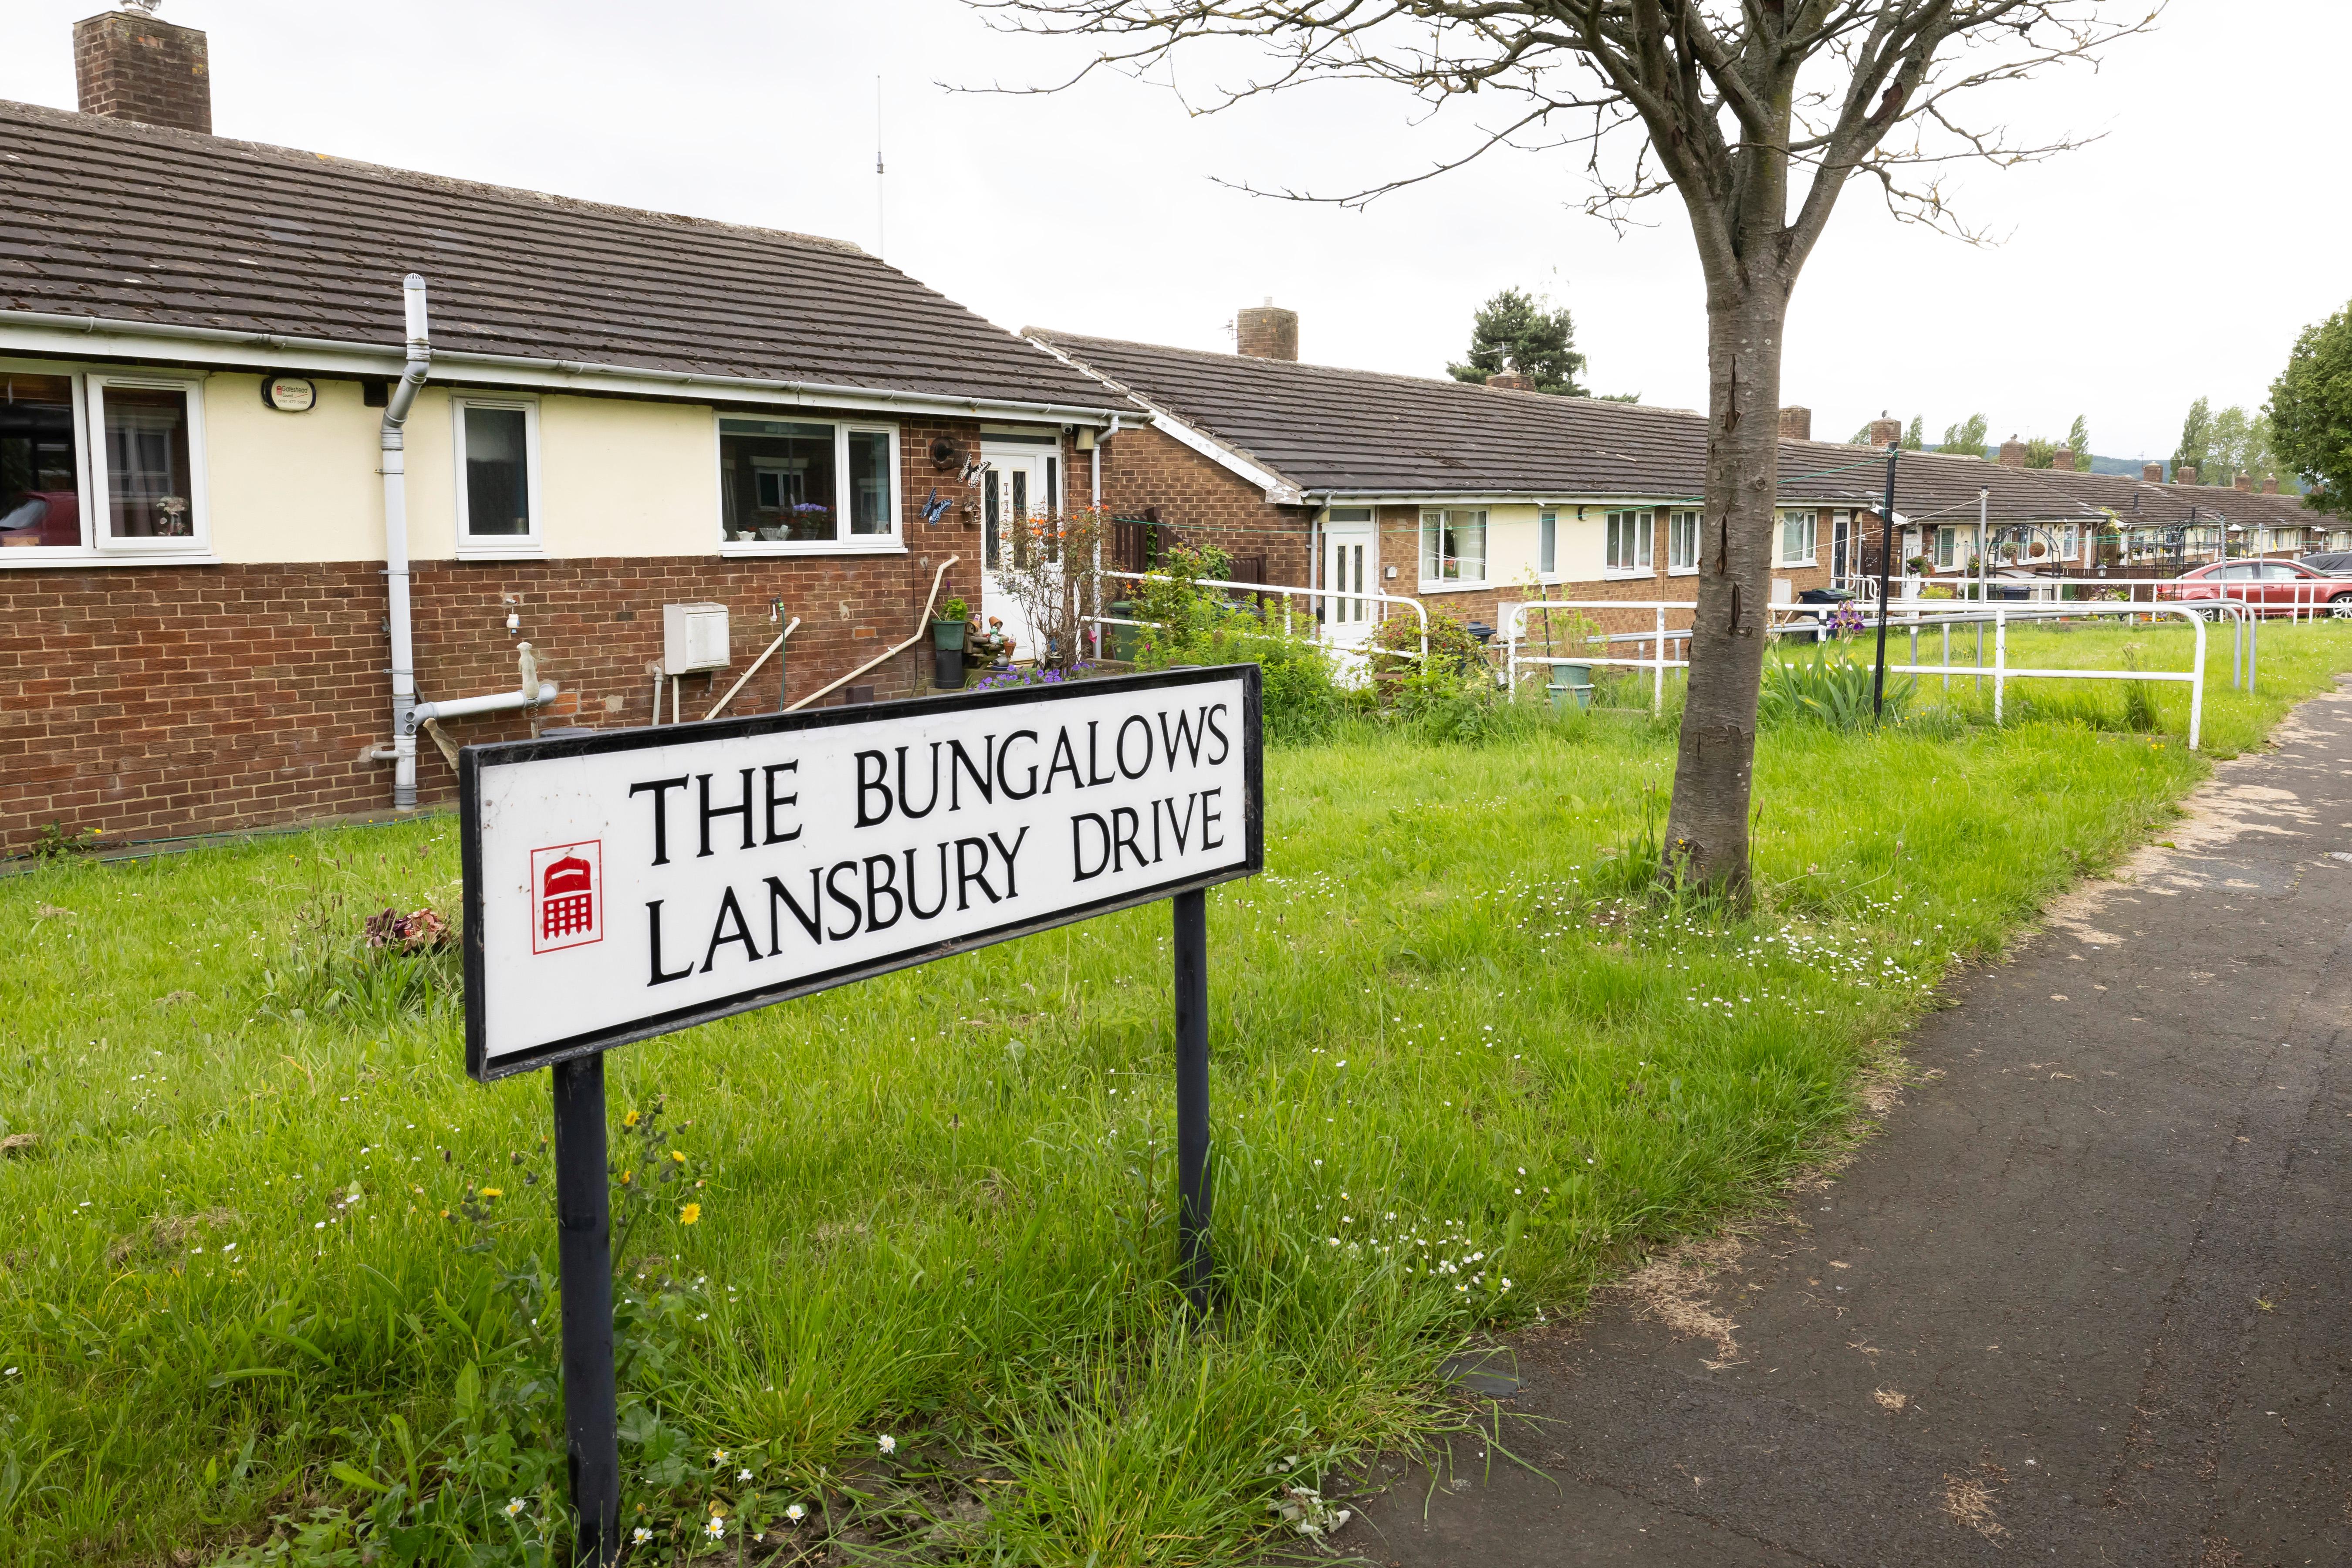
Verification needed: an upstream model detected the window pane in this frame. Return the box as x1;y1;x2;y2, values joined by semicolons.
0;373;81;549
1670;510;1700;570
1454;510;1486;580
720;419;835;542
983;470;1001;568
1539;510;1556;574
1421;511;1442;579
1328;506;1372;523
848;431;892;535
100;385;193;539
463;406;530;537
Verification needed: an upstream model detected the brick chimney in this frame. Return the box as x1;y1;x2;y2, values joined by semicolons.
2178;464;2199;485
1866;416;1903;447
1997;436;2027;467
75;5;211;135
2053;447;2075;472
1778;406;1811;441
1485;369;1533;392
2234;472;2253;492
2263;477;2280;495
2142;463;2165;483
1235;300;1298;362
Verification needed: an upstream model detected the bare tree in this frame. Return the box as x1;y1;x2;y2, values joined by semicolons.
970;0;2154;894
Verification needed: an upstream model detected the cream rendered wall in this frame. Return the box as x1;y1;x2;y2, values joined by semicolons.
204;373;402;563
201;379;720;562
1480;504;1545;590
1553;509;1607;583
534;395;719;558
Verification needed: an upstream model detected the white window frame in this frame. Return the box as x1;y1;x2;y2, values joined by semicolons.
1935;525;1957;570
1418;507;1488;589
453;395;543;558
717;415;904;557
1604;508;1652;578
1778;509;1818;568
1667;509;1701;576
86;372;211;560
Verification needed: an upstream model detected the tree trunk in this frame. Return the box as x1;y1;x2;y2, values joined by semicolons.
1661;279;1790;896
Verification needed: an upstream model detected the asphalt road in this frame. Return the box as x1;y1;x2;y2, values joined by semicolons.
1348;683;2352;1567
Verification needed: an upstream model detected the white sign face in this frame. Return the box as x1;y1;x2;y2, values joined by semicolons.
262;376;317;412
462;665;1261;1078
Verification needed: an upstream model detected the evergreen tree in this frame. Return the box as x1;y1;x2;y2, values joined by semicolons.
2065;414;2092;469
2271;303;2352;513
1937;412;1989;458
1446;287;1588;396
2172;396;2214;482
1903;416;1925;451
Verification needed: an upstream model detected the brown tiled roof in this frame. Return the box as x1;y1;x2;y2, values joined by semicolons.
1032;327;2335;531
0;100;1112;409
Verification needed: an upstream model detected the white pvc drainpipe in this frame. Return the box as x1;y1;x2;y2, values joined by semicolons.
382;274;432;810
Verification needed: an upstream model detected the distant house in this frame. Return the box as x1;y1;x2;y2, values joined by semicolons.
1030;307;2348;641
0;9;1119;854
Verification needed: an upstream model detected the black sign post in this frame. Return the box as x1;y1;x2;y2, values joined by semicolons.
550;1054;620;1564
459;665;1262;1563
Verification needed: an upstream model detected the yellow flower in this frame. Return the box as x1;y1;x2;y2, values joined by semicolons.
670;1150;687;1164
624;1109;641;1127
621;1169;633;1185
479;1187;504;1199
679;1203;701;1226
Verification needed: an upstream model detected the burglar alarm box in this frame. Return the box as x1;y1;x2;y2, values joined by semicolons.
661;602;730;674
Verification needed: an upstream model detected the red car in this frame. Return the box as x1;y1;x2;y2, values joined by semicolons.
2169;559;2352;619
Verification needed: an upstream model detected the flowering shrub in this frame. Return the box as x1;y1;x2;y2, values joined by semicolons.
969;660;1099;693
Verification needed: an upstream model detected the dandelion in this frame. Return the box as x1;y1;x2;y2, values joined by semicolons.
670;1150;688;1164
504;1497;527;1518
479;1187;504;1199
786;1504;807;1523
878;1433;897;1455
704;1516;727;1541
624;1110;642;1127
679;1202;701;1225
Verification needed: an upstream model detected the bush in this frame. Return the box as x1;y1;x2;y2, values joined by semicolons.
1130;550;1343;743
1759;649;1914;730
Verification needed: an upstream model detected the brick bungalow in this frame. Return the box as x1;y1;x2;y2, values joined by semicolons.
1027;307;2352;640
0;9;1122;855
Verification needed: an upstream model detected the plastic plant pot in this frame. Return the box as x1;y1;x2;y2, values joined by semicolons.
932;619;967;652
1548;661;1595;711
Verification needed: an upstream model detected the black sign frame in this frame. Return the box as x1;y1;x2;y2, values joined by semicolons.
458;663;1264;1081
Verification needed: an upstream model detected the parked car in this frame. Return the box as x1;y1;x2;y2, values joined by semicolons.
2300;551;2352;576
2169;559;2352;619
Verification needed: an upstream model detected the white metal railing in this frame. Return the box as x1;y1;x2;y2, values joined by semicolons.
1087;569;1431;664
1503;597;2217;749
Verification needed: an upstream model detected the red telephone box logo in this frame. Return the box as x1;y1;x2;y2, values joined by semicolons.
530;841;602;954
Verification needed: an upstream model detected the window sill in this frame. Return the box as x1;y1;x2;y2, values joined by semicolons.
1667;566;1699;577
455;545;547;563
1778;559;1818;570
0;549;220;570
1602;568;1655;581
721;540;908;559
1416;578;1490;595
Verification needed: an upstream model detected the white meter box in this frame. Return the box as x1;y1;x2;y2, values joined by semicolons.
662;602;731;674
459;664;1263;1080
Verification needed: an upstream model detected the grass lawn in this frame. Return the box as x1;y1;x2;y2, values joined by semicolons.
3;620;2348;1566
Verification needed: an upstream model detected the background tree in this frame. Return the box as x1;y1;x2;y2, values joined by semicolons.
2271;303;2352;512
1938;412;1990;459
2066;414;2092;469
2023;436;2059;469
1447;287;1588;395
2173;396;2214;482
980;0;2150;894
1902;416;1926;452
2207;404;2254;484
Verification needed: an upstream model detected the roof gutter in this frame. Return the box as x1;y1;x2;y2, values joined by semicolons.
0;308;1126;426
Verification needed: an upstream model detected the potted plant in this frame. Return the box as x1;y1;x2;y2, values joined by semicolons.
933;597;969;651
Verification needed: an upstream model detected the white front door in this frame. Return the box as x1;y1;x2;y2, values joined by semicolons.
1322;516;1376;649
980;442;1059;662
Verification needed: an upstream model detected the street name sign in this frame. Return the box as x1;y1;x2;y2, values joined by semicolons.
455;664;1262;1565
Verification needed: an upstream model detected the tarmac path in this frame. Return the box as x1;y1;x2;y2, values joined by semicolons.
1350;683;2352;1567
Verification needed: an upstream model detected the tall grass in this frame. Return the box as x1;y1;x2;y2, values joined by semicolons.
3;621;2350;1564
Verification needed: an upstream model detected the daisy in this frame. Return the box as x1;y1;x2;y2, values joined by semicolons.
877;1433;897;1456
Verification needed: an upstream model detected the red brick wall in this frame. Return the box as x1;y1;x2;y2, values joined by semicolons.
1093;424;1309;586
0;412;987;855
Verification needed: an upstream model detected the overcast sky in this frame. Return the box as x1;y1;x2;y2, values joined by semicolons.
3;1;2340;460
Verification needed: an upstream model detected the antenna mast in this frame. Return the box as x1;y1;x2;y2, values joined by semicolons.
875;76;885;260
